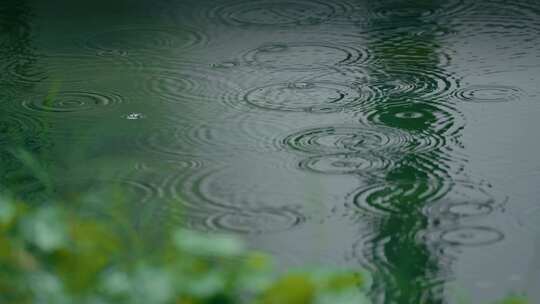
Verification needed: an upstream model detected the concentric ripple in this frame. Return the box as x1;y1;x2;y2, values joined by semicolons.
360;101;465;150
423;181;506;220
453;85;524;103
282;125;404;155
368;67;460;100
208;0;349;26
422;226;505;247
160;167;308;234
242;42;371;70
134;158;205;173
84;26;207;55
451;2;540;43
349;179;451;216
242;81;378;113
204;208;306;234
144;69;241;104
140;112;288;157
21;90;124;113
366;0;476;21
168;167;300;211
298;152;395;176
0;112;45;146
281;124;425;156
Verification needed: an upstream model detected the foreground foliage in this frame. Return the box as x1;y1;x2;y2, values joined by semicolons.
0;194;372;304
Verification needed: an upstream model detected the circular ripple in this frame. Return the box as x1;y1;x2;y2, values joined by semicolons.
243;42;370;70
1;55;46;85
84;27;206;54
349;179;451;216
205;208;305;234
451;2;540;42
140;113;287;157
0;112;45;146
360;101;465;150
166;167;311;219
21;91;124;113
368;67;460;101
134;158;205;173
243;81;378;113
445;203;493;217
453;85;524;103
208;0;347;26
282;124;414;155
144;69;241;104
423;181;506;220
438;227;505;247
366;0;476;21
298;152;394;175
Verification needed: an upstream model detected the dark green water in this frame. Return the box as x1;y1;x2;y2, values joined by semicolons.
2;0;540;303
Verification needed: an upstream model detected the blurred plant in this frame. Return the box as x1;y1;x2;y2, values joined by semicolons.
495;296;529;304
0;193;372;304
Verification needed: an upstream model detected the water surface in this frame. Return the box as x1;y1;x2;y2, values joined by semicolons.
2;0;540;303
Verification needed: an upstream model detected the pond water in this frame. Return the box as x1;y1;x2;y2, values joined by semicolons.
1;0;540;303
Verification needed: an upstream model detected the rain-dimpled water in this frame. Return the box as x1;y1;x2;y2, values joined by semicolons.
1;0;540;303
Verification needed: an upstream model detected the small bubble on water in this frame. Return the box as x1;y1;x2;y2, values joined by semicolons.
125;113;145;120
288;82;313;89
97;49;128;57
210;61;239;68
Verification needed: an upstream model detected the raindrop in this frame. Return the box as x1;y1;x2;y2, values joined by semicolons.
125;113;145;120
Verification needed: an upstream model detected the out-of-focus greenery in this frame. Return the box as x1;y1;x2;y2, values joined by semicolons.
496;296;529;304
0;193;372;304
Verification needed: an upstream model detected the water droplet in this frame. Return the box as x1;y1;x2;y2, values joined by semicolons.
125;113;145;120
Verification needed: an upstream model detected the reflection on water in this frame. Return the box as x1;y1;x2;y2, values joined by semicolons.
1;0;540;303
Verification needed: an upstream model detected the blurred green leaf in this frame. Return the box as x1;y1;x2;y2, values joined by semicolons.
20;206;68;252
0;196;15;225
496;296;529;304
131;266;174;304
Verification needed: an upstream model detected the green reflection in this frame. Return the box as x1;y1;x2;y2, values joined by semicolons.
361;1;460;303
